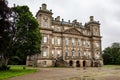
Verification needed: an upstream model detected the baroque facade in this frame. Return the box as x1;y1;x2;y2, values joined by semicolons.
26;3;103;67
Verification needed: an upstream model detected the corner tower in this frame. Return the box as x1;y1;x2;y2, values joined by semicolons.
85;16;103;66
36;3;53;29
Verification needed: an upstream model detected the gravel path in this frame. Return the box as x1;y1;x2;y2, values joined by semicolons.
8;67;120;80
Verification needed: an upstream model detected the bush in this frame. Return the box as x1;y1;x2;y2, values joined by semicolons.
0;65;10;71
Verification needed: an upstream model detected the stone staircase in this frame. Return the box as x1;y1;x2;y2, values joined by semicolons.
54;57;69;67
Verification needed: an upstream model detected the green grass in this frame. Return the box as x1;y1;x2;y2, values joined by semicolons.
0;65;37;80
103;65;120;68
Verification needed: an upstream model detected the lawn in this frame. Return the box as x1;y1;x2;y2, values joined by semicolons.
0;65;37;80
103;65;120;68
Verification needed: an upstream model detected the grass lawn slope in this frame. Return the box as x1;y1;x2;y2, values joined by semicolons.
0;65;37;80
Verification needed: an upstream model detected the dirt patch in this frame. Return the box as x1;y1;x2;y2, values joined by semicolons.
8;67;120;80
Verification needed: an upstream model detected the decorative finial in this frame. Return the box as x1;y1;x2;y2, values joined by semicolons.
50;9;52;12
40;7;41;10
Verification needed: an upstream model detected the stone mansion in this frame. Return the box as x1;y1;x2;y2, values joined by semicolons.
26;3;103;67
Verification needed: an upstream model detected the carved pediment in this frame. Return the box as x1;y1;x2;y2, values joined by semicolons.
64;28;82;35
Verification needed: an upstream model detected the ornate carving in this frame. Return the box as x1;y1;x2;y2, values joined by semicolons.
64;28;82;35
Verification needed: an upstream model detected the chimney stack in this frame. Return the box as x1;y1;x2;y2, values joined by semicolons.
90;16;94;21
42;3;47;10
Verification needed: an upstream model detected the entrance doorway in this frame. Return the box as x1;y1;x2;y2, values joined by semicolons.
69;60;73;66
83;61;86;67
76;61;80;67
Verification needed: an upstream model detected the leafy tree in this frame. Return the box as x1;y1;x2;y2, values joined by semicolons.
9;5;41;65
0;0;14;70
103;42;120;65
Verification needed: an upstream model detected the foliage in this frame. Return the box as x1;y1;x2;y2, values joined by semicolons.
0;0;15;69
9;5;41;65
103;42;120;65
0;65;37;80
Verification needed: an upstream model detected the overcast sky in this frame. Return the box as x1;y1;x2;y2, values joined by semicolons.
8;0;120;50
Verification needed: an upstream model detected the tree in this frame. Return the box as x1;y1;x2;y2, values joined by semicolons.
0;0;14;70
103;42;120;65
10;5;41;65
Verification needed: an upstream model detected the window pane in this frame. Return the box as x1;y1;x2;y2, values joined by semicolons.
58;38;61;45
43;51;47;57
43;22;47;27
44;36;47;43
66;50;68;56
72;38;75;45
78;39;81;46
51;26;54;29
57;50;61;57
52;50;54;57
65;38;69;45
52;38;54;44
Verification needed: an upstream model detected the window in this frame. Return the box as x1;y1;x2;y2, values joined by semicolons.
58;38;61;45
65;50;68;56
52;50;54;57
87;41;90;47
57;50;61;57
96;52;100;59
56;27;60;31
51;26;54;29
78;39;81;46
84;52;86;56
43;36;47;43
96;42;99;47
43;50;47;57
52;38;54;44
78;50;80;56
72;50;75;57
83;41;86;46
43;21;47;27
72;38;75;45
65;38;69;45
88;52;91;58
